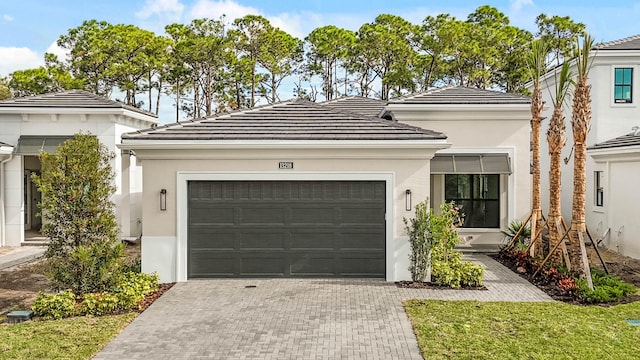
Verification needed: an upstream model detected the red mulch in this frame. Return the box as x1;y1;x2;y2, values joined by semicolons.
490;251;640;306
138;283;175;312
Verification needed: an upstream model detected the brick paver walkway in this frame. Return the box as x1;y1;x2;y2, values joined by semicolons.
95;255;552;360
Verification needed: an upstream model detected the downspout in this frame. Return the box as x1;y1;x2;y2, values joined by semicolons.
1;152;14;247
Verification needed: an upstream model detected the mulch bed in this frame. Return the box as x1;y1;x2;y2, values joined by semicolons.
395;280;487;290
138;282;175;313
490;251;640;306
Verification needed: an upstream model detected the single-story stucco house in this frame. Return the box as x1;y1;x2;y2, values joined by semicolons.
0;90;158;247
118;87;532;283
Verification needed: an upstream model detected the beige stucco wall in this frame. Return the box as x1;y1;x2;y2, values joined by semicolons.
130;145;443;282
387;105;532;244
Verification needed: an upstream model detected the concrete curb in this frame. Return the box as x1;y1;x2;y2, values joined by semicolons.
0;247;46;271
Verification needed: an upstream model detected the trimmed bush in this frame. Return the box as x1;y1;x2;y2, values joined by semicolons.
114;272;160;311
432;256;485;288
48;240;125;295
80;292;120;316
576;269;636;303
32;290;77;320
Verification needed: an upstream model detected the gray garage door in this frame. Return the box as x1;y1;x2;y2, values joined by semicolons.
188;181;386;278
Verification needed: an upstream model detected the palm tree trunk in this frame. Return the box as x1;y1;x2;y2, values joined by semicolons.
531;81;546;256
568;76;593;283
547;106;565;263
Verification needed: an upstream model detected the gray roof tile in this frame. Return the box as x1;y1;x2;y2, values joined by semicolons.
389;86;531;105
0;90;157;117
594;34;640;50
588;131;640;150
123;99;446;141
319;96;388;117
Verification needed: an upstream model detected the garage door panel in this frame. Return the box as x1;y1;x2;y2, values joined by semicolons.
189;252;236;277
188;181;385;278
190;207;235;225
290;231;335;250
339;255;385;276
241;208;286;224
341;207;384;224
340;230;385;250
290;206;334;224
290;255;335;276
240;254;286;276
240;232;285;250
190;230;235;249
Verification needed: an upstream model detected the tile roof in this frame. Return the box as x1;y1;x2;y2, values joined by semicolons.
588;130;640;150
0;90;157;117
389;86;531;105
319;96;388;117
122;99;447;141
594;34;640;50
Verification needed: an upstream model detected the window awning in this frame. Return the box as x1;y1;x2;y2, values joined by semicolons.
15;136;72;155
431;153;511;174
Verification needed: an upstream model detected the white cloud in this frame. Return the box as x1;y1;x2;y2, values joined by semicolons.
45;41;69;62
2;14;14;22
136;0;185;20
0;47;42;77
189;0;258;23
510;0;533;13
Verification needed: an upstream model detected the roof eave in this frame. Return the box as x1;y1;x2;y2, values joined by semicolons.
119;139;451;151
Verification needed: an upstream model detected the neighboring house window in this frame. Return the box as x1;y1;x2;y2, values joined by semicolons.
595;171;604;207
614;68;633;103
445;174;500;228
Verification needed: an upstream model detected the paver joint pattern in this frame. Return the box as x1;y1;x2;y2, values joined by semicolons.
95;255;552;360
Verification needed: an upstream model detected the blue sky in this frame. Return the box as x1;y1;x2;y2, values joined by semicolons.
1;0;639;121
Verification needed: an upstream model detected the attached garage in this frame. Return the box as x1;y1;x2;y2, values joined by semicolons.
188;180;385;278
119;99;450;282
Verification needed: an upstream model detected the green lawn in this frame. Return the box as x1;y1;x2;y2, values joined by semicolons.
404;300;640;360
0;313;135;360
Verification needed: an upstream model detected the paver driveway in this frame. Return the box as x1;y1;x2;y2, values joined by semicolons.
95;255;551;360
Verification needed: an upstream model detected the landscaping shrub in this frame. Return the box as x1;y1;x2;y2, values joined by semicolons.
79;292;120;316
48;240;125;295
576;269;636;303
32;290;77;320
404;200;433;282
122;255;142;273
432;256;485;288
114;272;160;311
501;220;531;250
32;133;125;294
405;200;485;287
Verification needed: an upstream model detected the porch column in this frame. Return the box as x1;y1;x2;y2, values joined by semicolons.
120;150;131;239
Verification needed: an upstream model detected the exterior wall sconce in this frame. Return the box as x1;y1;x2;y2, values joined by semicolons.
160;189;167;211
405;189;412;211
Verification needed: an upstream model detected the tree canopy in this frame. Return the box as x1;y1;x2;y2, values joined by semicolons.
2;6;588;120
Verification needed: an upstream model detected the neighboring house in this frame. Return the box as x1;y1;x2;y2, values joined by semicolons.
120;87;532;283
0;90;158;247
532;34;640;256
587;131;640;258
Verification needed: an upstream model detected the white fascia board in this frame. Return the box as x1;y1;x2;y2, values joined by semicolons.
118;139;451;151
0;107;158;125
0;145;13;155
589;145;640;162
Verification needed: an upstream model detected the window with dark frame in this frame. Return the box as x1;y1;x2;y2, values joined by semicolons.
614;68;633;103
595;171;604;207
445;174;500;228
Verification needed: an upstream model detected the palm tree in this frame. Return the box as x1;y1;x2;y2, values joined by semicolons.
527;39;549;256
568;35;595;288
546;62;573;264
